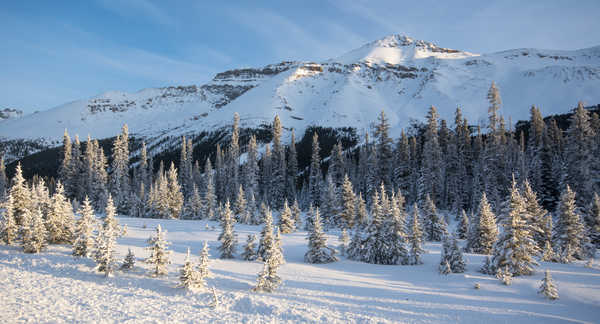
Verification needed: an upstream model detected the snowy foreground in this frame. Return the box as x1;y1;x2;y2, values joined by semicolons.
1;217;600;323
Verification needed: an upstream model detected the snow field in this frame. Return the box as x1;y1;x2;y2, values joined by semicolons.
1;216;600;323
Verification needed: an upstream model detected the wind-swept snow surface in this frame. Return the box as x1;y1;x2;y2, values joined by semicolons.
1;217;599;323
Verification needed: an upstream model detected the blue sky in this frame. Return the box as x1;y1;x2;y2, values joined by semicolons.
1;0;599;113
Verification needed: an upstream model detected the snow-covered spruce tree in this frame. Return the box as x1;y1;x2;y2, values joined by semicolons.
339;228;350;257
374;110;394;191
253;230;284;293
94;214;118;277
244;135;260;200
257;206;275;261
278;199;295;234
320;174;340;229
308;132;322;207
166;162;184;219
102;194;122;237
109;125;130;213
490;182;539;276
270;115;287;210
234;185;249;224
197;241;211;282
563;102;595;205
522;180;548;249
217;200;237;259
273;227;285;266
304;204;315;232
478;192;498;254
185;184;203;220
242;234;258;261
355;192;368;228
457;209;469;240
291;198;302;229
23;208;47;253
339;174;356;229
9;163;32;225
0;195;17;245
422;194;448;242
587;192;600;248
73;196;96;258
538;269;559;300
46;181;75;244
287;129;299;201
146;224;171;276
439;236;466;273
120;248;136;270
0;155;6;200
421;106;444;205
178;248;203;291
203;159;217;220
553;185;590;262
409;203;425;265
247;191;259;225
305;208;338;263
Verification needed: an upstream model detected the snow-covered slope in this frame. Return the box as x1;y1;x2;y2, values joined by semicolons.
1;216;599;323
2;35;600;159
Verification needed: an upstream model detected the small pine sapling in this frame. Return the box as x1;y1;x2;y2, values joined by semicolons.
538;270;559;300
197;241;211;282
121;248;136;270
241;234;258;261
209;287;219;309
146;225;171;276
178;248;203;291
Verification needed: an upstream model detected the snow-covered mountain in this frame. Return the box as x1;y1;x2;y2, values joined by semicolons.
2;34;600;161
0;108;23;121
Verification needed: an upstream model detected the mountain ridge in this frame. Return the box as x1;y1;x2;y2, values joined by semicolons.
1;34;600;162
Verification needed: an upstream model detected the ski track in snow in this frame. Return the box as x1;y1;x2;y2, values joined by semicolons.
1;216;600;323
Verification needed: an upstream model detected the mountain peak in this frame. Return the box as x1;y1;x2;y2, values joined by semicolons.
335;34;476;65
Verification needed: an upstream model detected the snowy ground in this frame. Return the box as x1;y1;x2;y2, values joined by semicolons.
1;217;600;323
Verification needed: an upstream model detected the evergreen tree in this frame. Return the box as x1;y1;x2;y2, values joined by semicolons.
439;236;466;273
217;200;237;259
304;208;338;264
9;163;32;225
59;129;73;196
244;135;260;198
22;208;47;253
203;159;217;220
234;185;248;223
0;195;17;244
457;209;469;240
477;193;498;254
109;125;130;212
421;106;444;205
73;196;96;258
257;206;275;262
197;241;212;282
554;185;589;262
0;155;6;200
273;227;285;266
308;132;322;207
374;111;394;191
166;162;184;219
102;194;121;236
242;234;258;261
563;102;595;205
355;192;368;227
270;115;287;209
185;184;203;220
409;204;425;265
120;248;136;270
178;248;203;291
278;199;295;234
480;256;493;274
95;214;118;277
146;224;171;276
588;192;600;248
538;269;559;300
291;198;302;229
287;129;299;201
46;182;74;244
320;173;340;229
339;174;356;229
523;180;548;250
252;248;283;293
422;194;448;241
491;182;539;276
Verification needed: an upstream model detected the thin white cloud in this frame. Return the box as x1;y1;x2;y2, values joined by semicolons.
96;0;176;27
